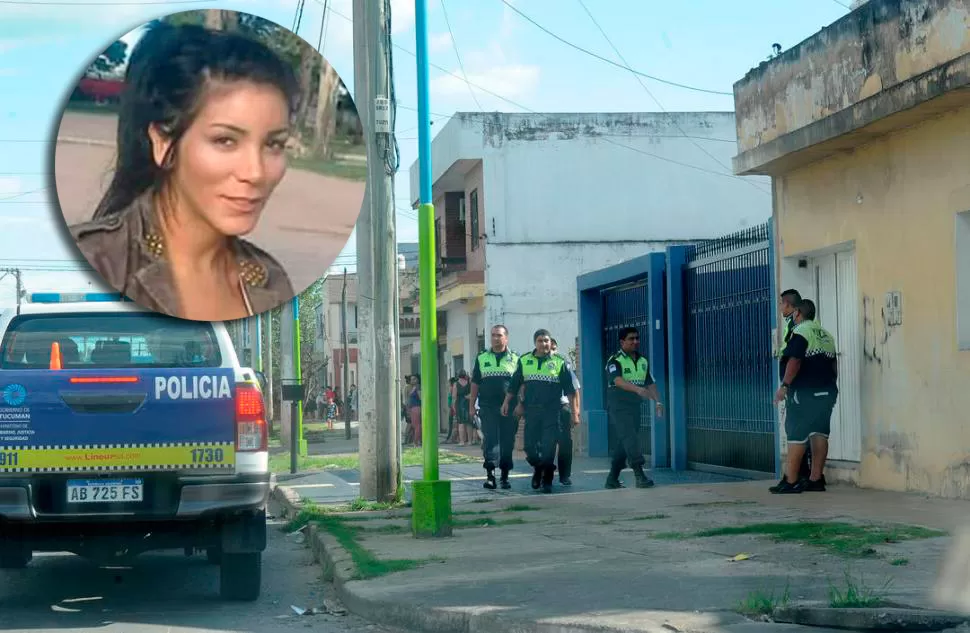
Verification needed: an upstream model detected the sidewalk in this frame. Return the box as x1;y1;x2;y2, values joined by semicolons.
274;477;970;633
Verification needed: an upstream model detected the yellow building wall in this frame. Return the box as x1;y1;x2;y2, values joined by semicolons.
777;104;970;498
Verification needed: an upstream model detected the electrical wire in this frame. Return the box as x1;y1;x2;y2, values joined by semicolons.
439;0;483;111
318;3;764;191
0;0;209;4
498;0;732;96
316;0;329;53
574;0;770;196
293;0;307;35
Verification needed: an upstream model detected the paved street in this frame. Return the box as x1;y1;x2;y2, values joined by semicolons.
52;111;365;294
0;507;410;633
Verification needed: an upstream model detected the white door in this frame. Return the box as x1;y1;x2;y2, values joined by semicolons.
813;252;862;462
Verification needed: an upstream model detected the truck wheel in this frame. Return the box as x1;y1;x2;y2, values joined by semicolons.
206;547;221;565
219;552;261;601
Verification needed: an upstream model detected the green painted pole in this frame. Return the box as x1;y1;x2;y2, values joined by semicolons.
293;295;307;457
411;0;452;538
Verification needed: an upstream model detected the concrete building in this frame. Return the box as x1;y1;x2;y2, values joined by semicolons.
732;0;970;497
312;244;421;398
409;111;771;383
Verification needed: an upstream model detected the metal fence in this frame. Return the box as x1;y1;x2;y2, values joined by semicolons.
601;280;652;458
683;223;776;475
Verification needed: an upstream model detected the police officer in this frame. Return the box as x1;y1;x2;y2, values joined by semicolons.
550;338;580;486
779;289;811;479
470;325;519;490
772;298;838;494
605;326;663;489
502;329;578;494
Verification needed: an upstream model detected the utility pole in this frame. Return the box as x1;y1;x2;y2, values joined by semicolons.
341;268;352;440
354;0;398;501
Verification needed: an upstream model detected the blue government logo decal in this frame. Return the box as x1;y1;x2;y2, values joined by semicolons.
3;384;27;407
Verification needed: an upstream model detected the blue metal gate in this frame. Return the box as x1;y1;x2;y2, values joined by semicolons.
601;280;652;458
683;223;776;475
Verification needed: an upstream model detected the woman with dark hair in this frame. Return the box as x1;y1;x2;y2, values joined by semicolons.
69;23;298;321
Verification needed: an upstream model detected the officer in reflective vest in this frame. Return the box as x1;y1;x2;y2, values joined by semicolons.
772;298;838;494
605;326;663;489
503;328;578;494
470;324;519;490
779;288;811;479
551;338;581;486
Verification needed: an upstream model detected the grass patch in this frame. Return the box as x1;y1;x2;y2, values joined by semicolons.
453;517;528;529
290;156;368;181
455;504;540;518
737;583;791;617
270;446;475;474
890;557;909;566
471;497;493;504
628;513;669;521
505;504;539;512
283;498;403;531
828;571;891;608
692;521;945;558
651;531;690;540
358;523;408;534
317;516;427;579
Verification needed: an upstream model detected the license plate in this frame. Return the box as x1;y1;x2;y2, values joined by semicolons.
66;479;144;504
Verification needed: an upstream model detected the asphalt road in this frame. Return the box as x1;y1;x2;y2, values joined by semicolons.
0;508;408;633
52;111;365;296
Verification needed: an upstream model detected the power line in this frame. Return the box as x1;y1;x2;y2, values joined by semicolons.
498;0;733;96
316;0;329;53
318;3;762;190
574;0;769;196
439;0;483;111
831;0;851;9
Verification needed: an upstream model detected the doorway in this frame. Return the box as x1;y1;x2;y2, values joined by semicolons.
812;251;862;462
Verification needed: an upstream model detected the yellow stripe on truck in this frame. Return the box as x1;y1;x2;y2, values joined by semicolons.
0;442;235;472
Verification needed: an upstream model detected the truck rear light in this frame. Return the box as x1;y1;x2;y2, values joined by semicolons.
235;383;267;452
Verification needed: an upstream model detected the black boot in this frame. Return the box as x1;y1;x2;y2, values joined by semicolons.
633;466;655;489
531;467;542;490
541;467;554;494
500;469;511;489
605;466;624;489
483;469;497;490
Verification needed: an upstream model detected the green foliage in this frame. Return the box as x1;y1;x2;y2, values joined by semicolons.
87;40;128;75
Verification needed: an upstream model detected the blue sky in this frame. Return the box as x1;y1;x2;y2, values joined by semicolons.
0;0;851;305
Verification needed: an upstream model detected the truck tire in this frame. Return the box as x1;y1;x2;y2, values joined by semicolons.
219;552;261;601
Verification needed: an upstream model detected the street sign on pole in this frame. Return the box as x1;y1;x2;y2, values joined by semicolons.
411;0;452;538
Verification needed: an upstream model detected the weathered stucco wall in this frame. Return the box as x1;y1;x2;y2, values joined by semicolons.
734;0;970;153
778;104;970;498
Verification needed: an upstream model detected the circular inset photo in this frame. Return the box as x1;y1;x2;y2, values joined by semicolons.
53;10;366;322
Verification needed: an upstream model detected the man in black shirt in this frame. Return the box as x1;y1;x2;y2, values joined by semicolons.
502;329;578;494
779;288;812;479
470;325;519;490
771;299;838;495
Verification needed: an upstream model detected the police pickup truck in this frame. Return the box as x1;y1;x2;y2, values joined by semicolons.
0;293;269;601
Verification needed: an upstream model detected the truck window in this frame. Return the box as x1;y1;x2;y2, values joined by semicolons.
0;313;222;369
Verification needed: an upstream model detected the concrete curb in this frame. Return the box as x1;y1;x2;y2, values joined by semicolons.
773;605;969;631
271;483;960;633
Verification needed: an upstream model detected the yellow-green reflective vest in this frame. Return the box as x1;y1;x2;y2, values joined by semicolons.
476;350;518;379
608;351;649;387
793;319;837;358
521;352;566;384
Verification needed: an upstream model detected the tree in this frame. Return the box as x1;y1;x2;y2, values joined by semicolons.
88;40;128;76
313;58;341;160
268;279;326;410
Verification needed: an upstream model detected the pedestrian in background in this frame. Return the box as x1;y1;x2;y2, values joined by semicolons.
451;370;473;446
408;374;422;447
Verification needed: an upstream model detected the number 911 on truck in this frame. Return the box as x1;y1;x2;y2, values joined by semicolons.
0;292;270;601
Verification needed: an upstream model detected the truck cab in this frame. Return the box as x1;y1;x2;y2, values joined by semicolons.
0;292;269;600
